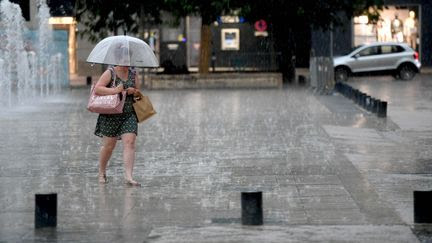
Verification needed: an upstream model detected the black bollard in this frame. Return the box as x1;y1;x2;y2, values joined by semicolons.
370;98;376;113
298;75;306;85
365;96;371;110
414;191;432;223
347;86;353;98
359;93;364;107
358;93;365;106
377;100;387;118
35;193;57;228
372;99;380;113
86;76;92;86
241;192;263;225
353;89;358;102
342;83;347;96
334;82;340;92
362;93;368;107
356;91;361;103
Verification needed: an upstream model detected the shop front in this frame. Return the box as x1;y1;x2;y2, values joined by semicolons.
312;0;431;67
353;5;420;52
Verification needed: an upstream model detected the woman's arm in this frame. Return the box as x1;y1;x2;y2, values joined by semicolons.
135;71;141;91
94;70;123;95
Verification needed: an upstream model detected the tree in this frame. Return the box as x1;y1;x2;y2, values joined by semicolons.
75;0;164;43
237;0;383;81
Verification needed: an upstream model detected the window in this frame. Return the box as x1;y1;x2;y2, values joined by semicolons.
381;45;393;54
358;46;380;56
353;5;420;52
392;45;404;53
381;45;404;54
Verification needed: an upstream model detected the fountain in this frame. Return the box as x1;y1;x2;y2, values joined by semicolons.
0;0;65;107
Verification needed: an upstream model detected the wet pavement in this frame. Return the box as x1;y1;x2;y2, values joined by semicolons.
0;74;431;242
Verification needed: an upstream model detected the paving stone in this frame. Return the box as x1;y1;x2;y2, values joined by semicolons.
1;75;432;241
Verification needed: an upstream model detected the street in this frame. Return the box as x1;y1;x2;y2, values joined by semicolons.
0;74;431;242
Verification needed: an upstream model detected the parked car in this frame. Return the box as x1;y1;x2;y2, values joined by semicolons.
333;42;421;82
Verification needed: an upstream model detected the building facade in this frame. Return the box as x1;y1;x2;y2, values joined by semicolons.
11;0;430;80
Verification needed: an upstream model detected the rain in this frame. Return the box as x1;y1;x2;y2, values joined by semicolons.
0;0;431;242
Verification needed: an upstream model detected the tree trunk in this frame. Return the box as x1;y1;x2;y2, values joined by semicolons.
199;24;211;74
139;3;146;39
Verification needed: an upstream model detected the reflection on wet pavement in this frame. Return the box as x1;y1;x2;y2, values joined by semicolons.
0;75;431;242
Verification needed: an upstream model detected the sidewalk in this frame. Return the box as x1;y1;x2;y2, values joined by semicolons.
421;66;432;74
0;77;431;242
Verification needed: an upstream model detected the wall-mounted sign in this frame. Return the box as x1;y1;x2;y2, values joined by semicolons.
221;28;240;50
217;15;245;24
220;16;240;23
254;20;267;32
167;43;179;50
254;31;268;37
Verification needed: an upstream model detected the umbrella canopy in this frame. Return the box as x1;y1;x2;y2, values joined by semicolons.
86;35;159;67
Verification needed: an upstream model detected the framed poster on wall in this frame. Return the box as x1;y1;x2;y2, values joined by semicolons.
221;28;240;50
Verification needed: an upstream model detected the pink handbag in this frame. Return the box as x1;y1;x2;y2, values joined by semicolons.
87;68;126;114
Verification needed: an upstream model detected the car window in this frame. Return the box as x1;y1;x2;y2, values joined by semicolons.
381;45;393;54
392;45;404;53
343;45;363;55
380;45;405;54
358;46;380;57
381;45;404;54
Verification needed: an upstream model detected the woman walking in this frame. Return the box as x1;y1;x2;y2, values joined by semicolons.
87;35;158;186
94;65;141;186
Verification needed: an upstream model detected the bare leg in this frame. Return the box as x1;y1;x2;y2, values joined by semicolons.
121;133;140;186
98;136;117;183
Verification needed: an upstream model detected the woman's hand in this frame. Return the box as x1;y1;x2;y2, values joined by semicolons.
126;87;137;95
115;83;124;94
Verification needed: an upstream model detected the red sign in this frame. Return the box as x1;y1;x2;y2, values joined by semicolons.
254;20;267;32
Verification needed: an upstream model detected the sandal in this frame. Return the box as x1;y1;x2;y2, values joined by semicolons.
125;179;141;187
98;173;107;184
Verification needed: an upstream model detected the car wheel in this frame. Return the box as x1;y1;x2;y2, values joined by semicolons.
391;72;400;80
398;64;416;80
335;67;349;82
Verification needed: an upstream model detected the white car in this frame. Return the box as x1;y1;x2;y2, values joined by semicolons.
333;42;421;82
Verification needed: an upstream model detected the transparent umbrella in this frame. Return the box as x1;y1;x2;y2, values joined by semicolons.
86;35;159;67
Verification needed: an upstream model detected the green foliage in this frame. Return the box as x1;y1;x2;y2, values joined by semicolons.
76;0;383;42
163;0;233;24
75;0;164;42
76;0;237;42
237;0;383;30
